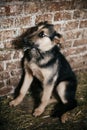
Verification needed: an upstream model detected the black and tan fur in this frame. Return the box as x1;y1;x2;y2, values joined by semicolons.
9;21;77;123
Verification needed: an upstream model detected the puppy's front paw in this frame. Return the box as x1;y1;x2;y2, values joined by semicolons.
9;100;19;107
33;108;44;117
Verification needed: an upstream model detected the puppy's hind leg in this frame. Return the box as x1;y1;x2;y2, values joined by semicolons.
9;72;33;107
56;81;77;123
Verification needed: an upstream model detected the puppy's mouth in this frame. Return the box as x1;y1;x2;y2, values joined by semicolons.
23;38;44;59
24;43;44;59
23;37;38;51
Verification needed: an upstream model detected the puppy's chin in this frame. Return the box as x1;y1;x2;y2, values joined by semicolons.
36;37;54;52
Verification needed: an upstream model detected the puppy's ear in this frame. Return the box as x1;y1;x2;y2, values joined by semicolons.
53;32;64;48
37;21;48;27
55;32;62;38
44;21;48;25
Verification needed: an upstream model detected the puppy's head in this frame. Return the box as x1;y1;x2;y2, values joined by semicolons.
13;21;62;51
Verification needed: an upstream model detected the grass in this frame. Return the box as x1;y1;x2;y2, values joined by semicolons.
0;71;87;130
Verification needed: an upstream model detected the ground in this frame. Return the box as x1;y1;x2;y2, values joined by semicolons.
0;72;87;130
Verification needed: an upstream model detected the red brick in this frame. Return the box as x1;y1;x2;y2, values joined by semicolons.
4;41;14;49
0;62;4;71
63;48;76;56
14;16;32;27
75;46;86;54
46;1;76;12
68;56;83;65
0;81;4;88
11;5;23;15
64;30;82;40
10;69;22;77
35;14;53;24
6;61;21;70
3;6;10;16
82;29;87;38
82;53;87;61
0;30;17;41
24;2;40;14
0;6;6;16
0;42;4;49
0;86;13;96
6;77;20;87
63;11;72;20
0;5;11;16
0;4;23;16
71;59;87;70
0;51;11;61
13;50;21;59
73;39;87;46
0;17;14;29
67;55;87;70
64;46;86;56
80;20;87;28
54;12;62;21
5;5;23;16
46;2;60;12
61;21;79;31
0;71;10;80
6;62;16;70
54;11;72;21
73;10;87;19
64;40;73;48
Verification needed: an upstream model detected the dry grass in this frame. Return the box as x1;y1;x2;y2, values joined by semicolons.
0;72;87;130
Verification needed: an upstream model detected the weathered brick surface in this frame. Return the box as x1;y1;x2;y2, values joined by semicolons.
61;21;79;31
36;14;53;23
0;62;4;71
6;76;21;87
12;50;23;59
0;4;23;16
73;10;87;19
0;86;13;96
4;41;14;49
0;81;4;88
0;51;11;61
80;20;87;28
6;61;21;70
0;71;10;80
0;30;17;41
63;30;83;40
0;0;87;96
73;39;87;46
10;69;22;77
0;17;14;29
23;2;40;14
14;16;32;27
54;11;72;21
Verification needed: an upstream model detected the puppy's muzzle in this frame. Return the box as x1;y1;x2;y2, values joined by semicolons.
23;37;44;58
23;37;36;51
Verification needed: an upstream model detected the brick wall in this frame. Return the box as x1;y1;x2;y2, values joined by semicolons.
0;0;87;96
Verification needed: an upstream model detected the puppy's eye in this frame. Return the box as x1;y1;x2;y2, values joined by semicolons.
38;31;44;38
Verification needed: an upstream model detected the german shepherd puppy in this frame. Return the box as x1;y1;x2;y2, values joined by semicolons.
9;21;77;123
